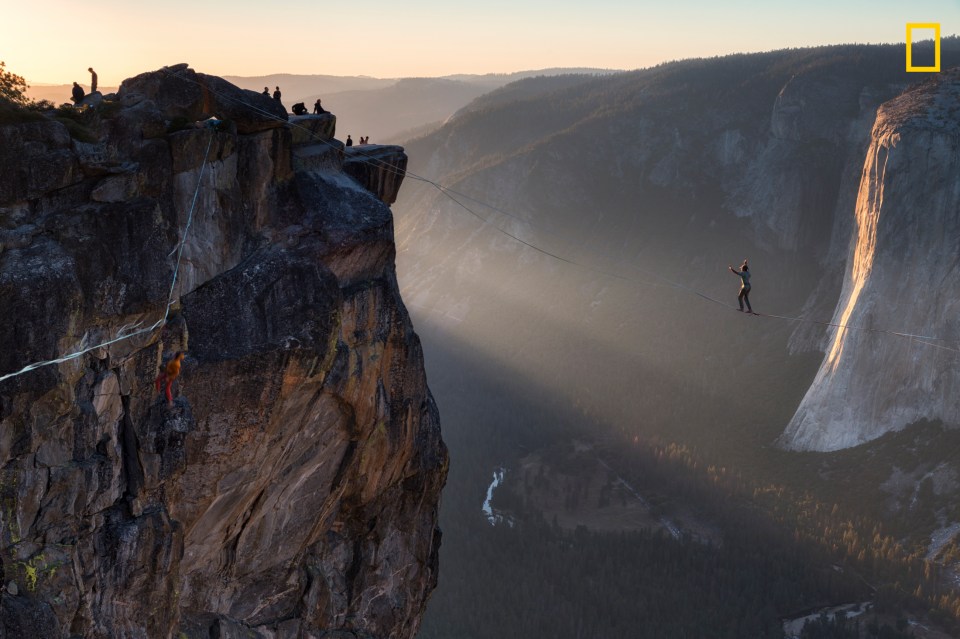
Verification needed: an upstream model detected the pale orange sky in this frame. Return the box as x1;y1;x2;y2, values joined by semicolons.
2;0;956;85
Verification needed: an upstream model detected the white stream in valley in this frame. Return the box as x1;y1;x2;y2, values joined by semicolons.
482;468;506;526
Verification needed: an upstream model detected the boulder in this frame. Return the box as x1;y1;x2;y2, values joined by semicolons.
197;73;288;134
289;113;337;145
342;144;408;205
119;65;288;134
77;91;103;109
119;63;205;122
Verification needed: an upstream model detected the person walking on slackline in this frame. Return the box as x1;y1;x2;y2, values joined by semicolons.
728;259;753;313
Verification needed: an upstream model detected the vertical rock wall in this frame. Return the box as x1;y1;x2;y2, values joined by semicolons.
782;71;960;451
0;66;446;638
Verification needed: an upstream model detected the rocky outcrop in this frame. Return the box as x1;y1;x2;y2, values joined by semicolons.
781;70;960;451
120;63;289;134
344;146;408;205
0;65;446;638
290;113;337;145
77;91;103;109
290;114;344;176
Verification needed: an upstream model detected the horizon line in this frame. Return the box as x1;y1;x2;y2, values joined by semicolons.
21;36;950;87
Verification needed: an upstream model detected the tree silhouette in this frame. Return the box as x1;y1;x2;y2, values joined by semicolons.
0;61;28;106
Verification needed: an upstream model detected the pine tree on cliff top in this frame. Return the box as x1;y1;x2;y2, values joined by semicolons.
0;61;29;106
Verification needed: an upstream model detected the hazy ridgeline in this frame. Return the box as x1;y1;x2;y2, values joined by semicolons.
392;41;960;637
228;68;615;142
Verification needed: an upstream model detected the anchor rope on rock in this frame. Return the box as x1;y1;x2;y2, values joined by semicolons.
0;133;216;383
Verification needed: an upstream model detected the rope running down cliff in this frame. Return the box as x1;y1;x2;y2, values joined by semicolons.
155;66;960;353
0;133;216;383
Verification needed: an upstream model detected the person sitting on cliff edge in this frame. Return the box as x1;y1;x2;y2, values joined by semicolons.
71;82;85;104
155;351;186;406
313;98;327;114
291;102;308;116
728;259;753;313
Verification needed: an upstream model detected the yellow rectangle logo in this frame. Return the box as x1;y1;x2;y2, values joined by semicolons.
906;23;941;72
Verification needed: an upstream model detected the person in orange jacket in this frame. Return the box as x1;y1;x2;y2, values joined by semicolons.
154;351;186;405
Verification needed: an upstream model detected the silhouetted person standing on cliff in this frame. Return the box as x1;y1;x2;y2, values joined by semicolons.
345;135;353;147
262;87;270;97
728;260;752;313
273;86;281;101
88;67;97;93
71;82;85;104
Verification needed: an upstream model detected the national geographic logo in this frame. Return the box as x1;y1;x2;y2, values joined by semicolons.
906;23;940;72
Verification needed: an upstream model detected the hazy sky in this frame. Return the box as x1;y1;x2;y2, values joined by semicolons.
3;0;957;85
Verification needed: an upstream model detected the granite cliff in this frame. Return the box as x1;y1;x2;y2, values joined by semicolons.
781;69;960;451
0;64;447;638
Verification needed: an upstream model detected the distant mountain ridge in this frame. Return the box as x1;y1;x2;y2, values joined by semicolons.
395;39;960;456
305;78;492;142
225;68;618;141
224;67;616;94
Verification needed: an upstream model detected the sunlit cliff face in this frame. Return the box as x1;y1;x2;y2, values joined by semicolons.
825;136;895;373
783;72;960;451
